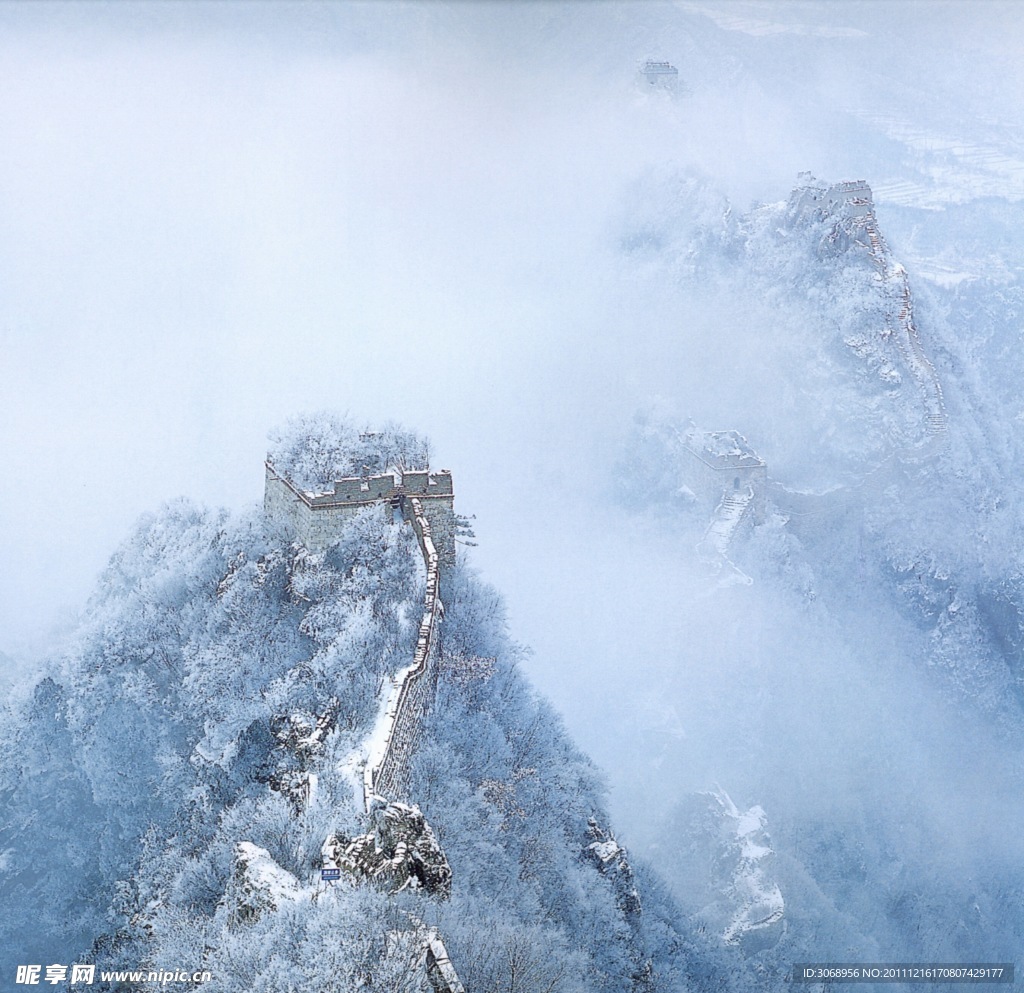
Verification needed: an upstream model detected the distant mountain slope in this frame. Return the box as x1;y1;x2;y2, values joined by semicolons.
611;176;1024;983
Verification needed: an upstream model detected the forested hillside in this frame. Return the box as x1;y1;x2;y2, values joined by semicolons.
0;417;705;992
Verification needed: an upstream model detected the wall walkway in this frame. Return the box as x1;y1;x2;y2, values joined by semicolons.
363;497;443;810
260;468;463;990
863;215;948;441
697;486;755;586
356;495;463;991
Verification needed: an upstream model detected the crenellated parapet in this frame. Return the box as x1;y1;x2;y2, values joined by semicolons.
263;463;395;550
639;59;679;91
790;177;874;225
264;462;455;558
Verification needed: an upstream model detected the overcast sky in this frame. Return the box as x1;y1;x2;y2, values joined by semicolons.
3;4;1023;839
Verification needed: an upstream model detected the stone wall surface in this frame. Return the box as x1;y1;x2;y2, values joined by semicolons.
402;470;454;496
265;463;455;558
681;450;767;520
317;474;398;505
425;933;467;993
367;497;442;808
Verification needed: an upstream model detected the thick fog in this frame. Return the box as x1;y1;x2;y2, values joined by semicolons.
4;0;1024;956
1;0;1011;647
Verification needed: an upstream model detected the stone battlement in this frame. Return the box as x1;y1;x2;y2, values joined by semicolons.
306;473;399;506
400;469;454;498
681;428;767;523
264;463;455;558
684;430;765;471
791;178;874;223
640;59;679;90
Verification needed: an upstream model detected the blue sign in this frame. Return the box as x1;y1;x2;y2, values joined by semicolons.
321;868;341;881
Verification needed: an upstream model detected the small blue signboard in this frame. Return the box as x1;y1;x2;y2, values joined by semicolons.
321;868;341;881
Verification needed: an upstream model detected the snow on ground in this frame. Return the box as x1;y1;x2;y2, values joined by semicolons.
235;842;303;904
361;661;418;805
849;112;1024;209
677;1;867;39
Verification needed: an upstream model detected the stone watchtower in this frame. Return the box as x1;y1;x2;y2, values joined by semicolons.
680;429;766;522
790;178;874;223
640;60;679;91
264;462;456;562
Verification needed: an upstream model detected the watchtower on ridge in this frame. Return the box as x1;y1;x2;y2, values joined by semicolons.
640;59;679;91
264;462;456;562
791;178;874;223
681;429;766;522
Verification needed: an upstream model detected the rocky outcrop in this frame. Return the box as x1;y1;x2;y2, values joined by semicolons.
677;791;784;953
271;705;337;762
584;820;655;992
791;177;947;447
267;704;337;810
230;842;301;925
584;818;642;916
323;802;451;899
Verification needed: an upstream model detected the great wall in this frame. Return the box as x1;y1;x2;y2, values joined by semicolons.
796;178;948;445
240;181;947;985
686;180;949;563
259;457;653;987
263;463;454;814
262;461;465;992
680;428;765;585
363;496;443;811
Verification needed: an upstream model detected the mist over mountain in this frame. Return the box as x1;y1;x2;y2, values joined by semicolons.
3;1;1024;990
1;419;705;992
608;175;1024;969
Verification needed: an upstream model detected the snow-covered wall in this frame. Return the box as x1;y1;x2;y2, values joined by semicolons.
263;462;450;809
264;462;455;559
264;463;393;548
368;497;443;807
681;429;767;521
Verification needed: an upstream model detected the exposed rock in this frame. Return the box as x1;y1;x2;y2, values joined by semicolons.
230;842;301;925
268;769;317;811
585;818;642;916
268;703;337;810
677;790;785;953
271;703;338;762
631;959;656;993
323;802;451;899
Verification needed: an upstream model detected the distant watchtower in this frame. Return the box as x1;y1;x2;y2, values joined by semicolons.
681;429;766;521
640;60;679;91
264;463;456;563
791;178;874;223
